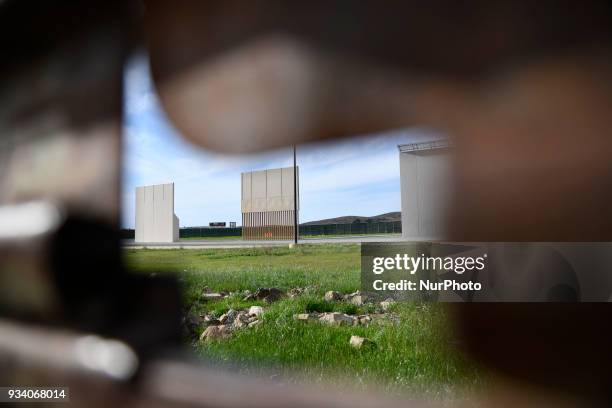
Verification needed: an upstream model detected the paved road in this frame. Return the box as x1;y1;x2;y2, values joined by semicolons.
122;234;404;249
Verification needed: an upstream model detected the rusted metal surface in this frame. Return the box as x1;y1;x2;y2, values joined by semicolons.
242;210;296;240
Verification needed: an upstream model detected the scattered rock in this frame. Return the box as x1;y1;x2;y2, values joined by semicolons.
248;320;262;328
356;315;372;325
324;291;342;302
252;288;285;303
200;325;231;341
203;314;221;326
233;312;250;328
287;288;304;298
319;312;355;326
349;335;374;349
294;313;320;321
369;313;401;325
350;294;367;306
219;309;238;324
380;298;395;311
201;292;224;301
248;306;264;317
343;290;360;300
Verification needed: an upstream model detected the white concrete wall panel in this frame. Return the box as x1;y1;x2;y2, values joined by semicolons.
267;168;282;197
400;149;451;240
153;184;164;241
267;170;283;211
241;166;299;240
173;214;179;241
281;167;294;197
135;186;145;242
251;170;267;212
281;167;295;211
241;172;252;212
252;171;267;198
134;182;178;243
241;166;299;213
399;152;419;238
144;185;155;240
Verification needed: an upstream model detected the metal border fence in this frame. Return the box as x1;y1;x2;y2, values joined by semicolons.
299;221;401;236
120;221;401;240
181;227;242;238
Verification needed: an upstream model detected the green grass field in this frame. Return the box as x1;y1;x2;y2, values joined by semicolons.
123;244;483;399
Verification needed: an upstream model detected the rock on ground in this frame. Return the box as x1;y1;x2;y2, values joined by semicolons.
219;309;238;324
233;312;250;328
294;313;320;321
203;316;221;326
245;288;285;303
248;306;264;317
287;288;304;298
324;290;342;302
248;320;262;328
201;292;224;301
356;315;372;325
200;325;231;341
319;312;355;326
342;290;371;305
349;335;374;349
343;290;360;301
380;298;395;311
350;294;367;306
218;313;236;325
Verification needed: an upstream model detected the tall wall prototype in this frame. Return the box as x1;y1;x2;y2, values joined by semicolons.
399;143;452;240
135;183;179;243
241;167;299;240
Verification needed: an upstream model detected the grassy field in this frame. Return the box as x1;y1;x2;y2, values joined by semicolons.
123;244;483;399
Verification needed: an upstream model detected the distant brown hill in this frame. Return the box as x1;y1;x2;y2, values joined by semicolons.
301;212;400;225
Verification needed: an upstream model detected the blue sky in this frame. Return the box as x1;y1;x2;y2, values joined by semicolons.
122;53;440;228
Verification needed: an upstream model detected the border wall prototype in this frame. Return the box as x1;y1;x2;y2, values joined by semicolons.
241;167;298;240
135;182;179;243
398;140;452;240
